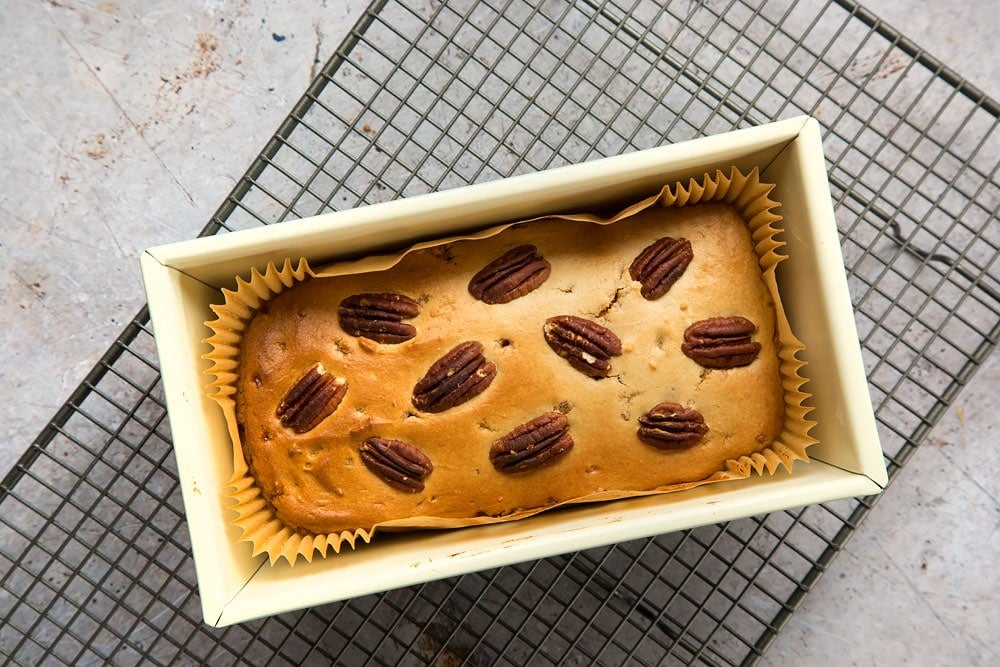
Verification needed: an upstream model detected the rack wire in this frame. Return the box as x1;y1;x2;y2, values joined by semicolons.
2;0;998;664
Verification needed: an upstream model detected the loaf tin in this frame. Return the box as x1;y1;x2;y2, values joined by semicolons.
141;116;885;626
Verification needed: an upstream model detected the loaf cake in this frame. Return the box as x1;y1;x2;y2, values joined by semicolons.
204;167;815;564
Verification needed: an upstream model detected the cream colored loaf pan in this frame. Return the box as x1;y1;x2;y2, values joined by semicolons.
141;116;885;627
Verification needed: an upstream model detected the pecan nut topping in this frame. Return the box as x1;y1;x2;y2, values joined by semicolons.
412;341;497;413
360;437;433;492
275;363;348;433
490;412;574;473
543;315;623;378
468;244;551;304
637;402;708;450
629;236;693;299
681;316;761;368
338;292;420;343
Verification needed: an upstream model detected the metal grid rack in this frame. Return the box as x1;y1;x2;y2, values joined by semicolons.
2;0;997;664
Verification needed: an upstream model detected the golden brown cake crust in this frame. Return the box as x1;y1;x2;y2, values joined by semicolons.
235;202;785;535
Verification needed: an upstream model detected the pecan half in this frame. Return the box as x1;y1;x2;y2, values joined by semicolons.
490;412;574;473
682;316;761;369
360;437;433;492
637;402;708;450
468;244;551;304
629;237;693;299
412;341;497;412
275;363;348;433
543;315;623;378
338;292;420;343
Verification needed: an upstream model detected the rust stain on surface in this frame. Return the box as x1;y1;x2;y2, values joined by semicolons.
192;33;220;78
83;132;109;159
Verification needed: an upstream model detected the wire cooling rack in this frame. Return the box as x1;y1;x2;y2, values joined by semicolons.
2;0;998;664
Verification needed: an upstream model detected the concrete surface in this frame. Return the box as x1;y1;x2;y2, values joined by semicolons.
0;0;996;664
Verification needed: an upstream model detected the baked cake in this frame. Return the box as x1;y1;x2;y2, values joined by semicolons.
204;168;815;563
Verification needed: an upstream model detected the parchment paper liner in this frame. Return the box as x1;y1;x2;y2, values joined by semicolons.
204;167;816;565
